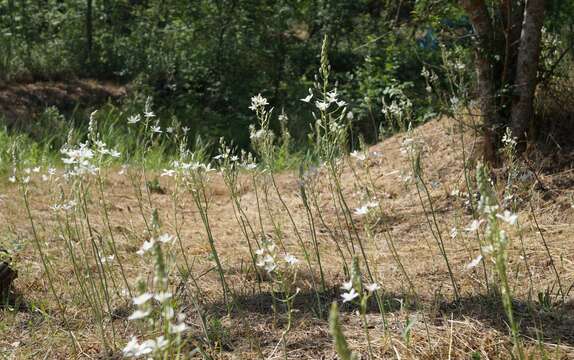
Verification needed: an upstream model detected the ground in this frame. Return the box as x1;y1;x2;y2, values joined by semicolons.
1;118;573;359
0;80;126;128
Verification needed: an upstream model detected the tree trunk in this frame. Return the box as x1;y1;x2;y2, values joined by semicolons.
460;0;500;164
511;0;545;141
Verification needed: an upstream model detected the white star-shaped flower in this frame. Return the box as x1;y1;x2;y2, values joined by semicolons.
341;288;359;303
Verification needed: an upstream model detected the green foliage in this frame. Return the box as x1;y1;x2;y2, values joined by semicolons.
1;0;571;154
0;0;456;150
0;125;58;175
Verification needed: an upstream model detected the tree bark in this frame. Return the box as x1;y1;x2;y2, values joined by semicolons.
511;0;545;141
460;0;500;164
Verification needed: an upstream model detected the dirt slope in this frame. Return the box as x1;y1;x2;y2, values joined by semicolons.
0;80;126;127
1;118;573;359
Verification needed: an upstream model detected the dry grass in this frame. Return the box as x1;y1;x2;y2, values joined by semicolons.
1;118;573;359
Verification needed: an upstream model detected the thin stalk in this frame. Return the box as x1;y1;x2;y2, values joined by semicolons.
269;172;323;316
97;173;132;297
414;176;460;301
21;185;78;354
529;200;564;301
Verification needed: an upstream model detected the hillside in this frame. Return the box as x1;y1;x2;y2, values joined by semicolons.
1;118;573;359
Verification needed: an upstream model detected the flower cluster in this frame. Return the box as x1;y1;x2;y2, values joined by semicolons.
465;164;519;270
255;238;300;275
124;231;188;358
61;142;99;177
340;257;379;303
136;233;174;256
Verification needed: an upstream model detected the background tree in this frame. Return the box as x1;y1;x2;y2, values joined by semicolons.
460;0;546;164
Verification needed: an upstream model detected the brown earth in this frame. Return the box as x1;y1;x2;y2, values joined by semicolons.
0;118;573;359
0;80;126;127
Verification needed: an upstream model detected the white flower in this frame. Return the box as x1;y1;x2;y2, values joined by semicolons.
502;131;517;147
144;110;155;119
122;337;141;357
128;309;151;320
243;163;257;170
169;322;188;334
341;280;353;291
177;312;186;323
421;66;430;78
354;205;369;216
109;149;121;158
101;254;115;264
166;127;174;133
284;254;299;266
157;233;174;244
300;94;313;103
300;88;313;103
182;126;190;133
162;307;175;320
365;283;380;293
350;150;366;161
450;227;458;239
354;201;378;216
118;165;128;175
483;204;499;214
341;288;359;303
126;336;167;357
137;240;156;256
496;210;518;225
249;93;268;111
161;169;175;177
315;100;329;111
465;219;484;232
61;143;99;176
8;176;16;183
32;166;40;173
326;89;339;104
482;245;494;254
151;125;162;133
154;292;173;303
133;292;153;305
153;336;169;351
466;255;483;269
127;114;141;124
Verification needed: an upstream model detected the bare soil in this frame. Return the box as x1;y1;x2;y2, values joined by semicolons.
1;118;573;359
0;80;126;127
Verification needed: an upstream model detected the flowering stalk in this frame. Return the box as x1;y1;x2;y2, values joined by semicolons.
255;239;300;360
475;163;524;359
249;93;324;315
215;140;262;288
339;257;380;358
